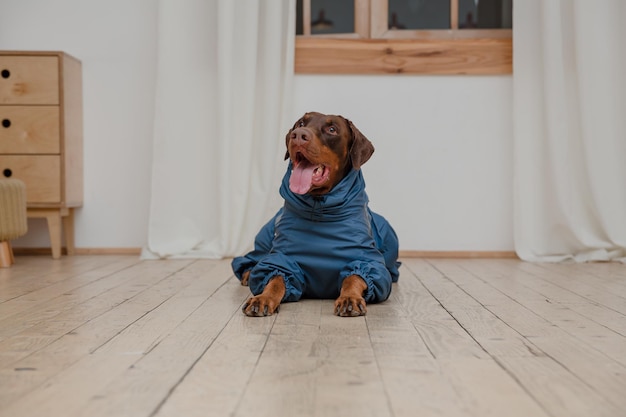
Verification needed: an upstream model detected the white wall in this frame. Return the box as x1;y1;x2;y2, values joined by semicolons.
292;75;513;251
1;0;513;253
1;0;158;249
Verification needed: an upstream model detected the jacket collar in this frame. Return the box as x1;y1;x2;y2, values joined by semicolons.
279;162;369;222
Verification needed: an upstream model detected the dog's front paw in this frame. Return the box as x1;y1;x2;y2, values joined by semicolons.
241;270;250;286
242;295;281;317
334;296;367;317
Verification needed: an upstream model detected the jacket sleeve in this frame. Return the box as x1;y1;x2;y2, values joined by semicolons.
369;210;401;283
231;209;282;280
339;256;392;304
247;252;306;303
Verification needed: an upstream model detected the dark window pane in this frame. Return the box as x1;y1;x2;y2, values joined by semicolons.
388;0;450;30
296;0;304;35
311;0;355;34
459;0;513;29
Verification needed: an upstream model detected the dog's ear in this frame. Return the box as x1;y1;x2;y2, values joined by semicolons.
284;129;290;160
347;119;374;169
284;123;296;160
284;115;305;160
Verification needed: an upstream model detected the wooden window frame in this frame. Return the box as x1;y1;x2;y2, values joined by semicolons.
295;0;512;75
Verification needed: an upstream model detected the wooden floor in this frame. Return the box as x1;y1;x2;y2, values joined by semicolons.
0;256;625;417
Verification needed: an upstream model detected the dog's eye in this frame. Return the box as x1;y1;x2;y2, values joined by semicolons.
298;120;305;127
327;126;338;134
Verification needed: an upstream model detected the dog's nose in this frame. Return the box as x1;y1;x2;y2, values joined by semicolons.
291;128;309;145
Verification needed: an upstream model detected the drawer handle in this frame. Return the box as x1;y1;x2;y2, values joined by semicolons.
1;69;9;79
1;119;10;128
2;169;12;178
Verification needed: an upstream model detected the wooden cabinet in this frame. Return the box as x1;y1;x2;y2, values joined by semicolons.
0;51;83;259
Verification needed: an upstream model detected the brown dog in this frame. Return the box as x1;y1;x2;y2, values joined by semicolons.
232;112;400;317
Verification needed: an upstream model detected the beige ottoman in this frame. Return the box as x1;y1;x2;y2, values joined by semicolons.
0;179;28;267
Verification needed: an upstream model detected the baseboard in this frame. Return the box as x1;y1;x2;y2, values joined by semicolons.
13;247;142;256
74;247;143;255
399;250;518;259
13;247;517;259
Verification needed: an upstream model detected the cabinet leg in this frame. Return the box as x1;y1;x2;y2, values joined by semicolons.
46;211;63;260
27;208;68;260
63;208;75;256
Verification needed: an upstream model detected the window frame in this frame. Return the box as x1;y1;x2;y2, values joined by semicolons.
295;0;513;75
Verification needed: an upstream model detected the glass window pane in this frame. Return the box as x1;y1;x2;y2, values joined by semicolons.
388;0;450;30
296;0;304;35
459;0;513;29
311;0;355;35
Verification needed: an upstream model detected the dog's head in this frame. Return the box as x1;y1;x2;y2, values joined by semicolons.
284;112;374;195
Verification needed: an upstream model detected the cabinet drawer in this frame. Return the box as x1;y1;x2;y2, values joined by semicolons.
0;56;59;105
0;155;61;203
0;106;60;153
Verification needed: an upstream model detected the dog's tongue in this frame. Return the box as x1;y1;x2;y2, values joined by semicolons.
289;163;315;194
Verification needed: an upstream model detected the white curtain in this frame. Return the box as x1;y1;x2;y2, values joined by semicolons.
143;0;295;259
513;0;626;262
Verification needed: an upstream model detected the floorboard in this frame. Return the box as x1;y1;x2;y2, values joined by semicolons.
0;255;624;417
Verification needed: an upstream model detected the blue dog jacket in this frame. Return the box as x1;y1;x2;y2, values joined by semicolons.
231;163;400;303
